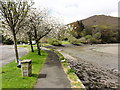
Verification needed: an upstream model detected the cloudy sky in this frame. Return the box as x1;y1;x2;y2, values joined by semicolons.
33;0;119;24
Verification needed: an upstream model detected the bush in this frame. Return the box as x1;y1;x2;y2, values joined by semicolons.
49;39;62;46
84;35;102;44
85;35;92;40
68;36;81;45
69;39;80;45
89;37;97;43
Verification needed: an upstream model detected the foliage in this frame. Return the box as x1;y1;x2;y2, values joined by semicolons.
68;35;81;45
67;68;75;74
84;35;101;44
93;32;101;39
67;20;119;44
61;41;70;45
48;39;62;46
85;35;92;40
80;30;86;37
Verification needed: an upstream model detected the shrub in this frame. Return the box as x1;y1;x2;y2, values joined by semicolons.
49;39;62;46
93;32;101;39
89;37;97;43
85;35;92;40
69;39;80;45
68;36;81;45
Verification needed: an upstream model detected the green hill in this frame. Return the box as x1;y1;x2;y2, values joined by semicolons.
67;15;119;43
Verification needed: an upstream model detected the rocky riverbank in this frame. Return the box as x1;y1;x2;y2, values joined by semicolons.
67;58;119;89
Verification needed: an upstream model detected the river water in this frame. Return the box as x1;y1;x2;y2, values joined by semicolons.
60;44;119;72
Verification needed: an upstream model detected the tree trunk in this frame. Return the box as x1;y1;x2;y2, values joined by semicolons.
34;29;41;55
36;40;41;55
29;35;34;52
13;33;19;63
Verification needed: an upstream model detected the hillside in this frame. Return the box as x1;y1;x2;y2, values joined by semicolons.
82;15;118;27
69;15;119;29
67;15;119;43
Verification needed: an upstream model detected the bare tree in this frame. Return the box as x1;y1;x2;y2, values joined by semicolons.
0;0;33;63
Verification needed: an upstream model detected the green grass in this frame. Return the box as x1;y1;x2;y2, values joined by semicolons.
18;43;50;48
67;68;75;74
61;60;83;88
17;41;69;48
1;47;47;88
18;45;30;48
40;43;50;47
61;41;70;45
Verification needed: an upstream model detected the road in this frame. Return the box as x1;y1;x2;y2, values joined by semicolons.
0;45;28;67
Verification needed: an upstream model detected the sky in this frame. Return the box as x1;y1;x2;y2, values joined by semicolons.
33;0;119;24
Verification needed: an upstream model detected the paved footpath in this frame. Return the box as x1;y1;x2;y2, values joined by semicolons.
34;50;71;88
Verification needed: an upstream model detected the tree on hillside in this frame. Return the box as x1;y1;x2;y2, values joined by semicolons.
77;20;84;38
0;0;34;63
91;25;118;43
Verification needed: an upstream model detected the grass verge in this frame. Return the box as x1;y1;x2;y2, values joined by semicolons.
51;49;84;88
62;41;70;45
0;46;47;88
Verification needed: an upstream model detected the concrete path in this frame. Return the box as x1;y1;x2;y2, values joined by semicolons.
34;50;71;88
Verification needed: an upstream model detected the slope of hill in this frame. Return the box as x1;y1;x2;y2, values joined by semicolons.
68;15;119;43
69;15;119;29
82;15;118;27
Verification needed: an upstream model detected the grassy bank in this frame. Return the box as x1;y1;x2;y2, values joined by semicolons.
1;46;47;88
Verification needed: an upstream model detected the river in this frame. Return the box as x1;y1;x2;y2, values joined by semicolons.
60;44;119;72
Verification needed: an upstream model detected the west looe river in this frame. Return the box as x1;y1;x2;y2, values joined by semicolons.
60;44;119;72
